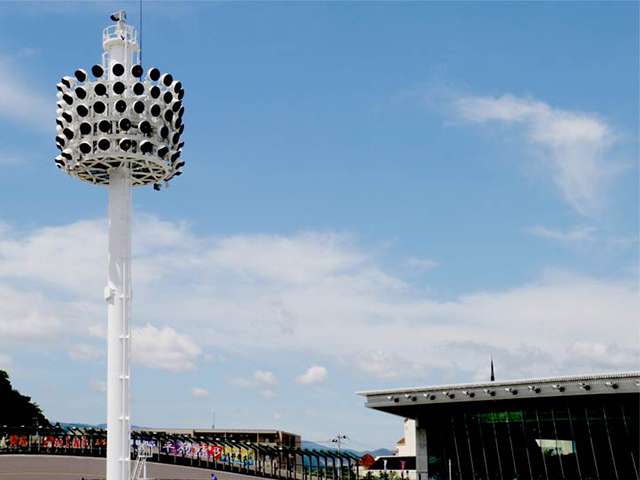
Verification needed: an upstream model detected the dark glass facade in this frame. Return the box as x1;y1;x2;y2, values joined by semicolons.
422;393;639;480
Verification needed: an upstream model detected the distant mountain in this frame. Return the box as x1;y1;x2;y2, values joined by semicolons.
57;422;148;430
301;441;393;458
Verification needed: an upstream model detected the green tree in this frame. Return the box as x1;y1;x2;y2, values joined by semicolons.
0;370;50;427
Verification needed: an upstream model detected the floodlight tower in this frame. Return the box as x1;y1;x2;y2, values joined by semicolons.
54;11;185;480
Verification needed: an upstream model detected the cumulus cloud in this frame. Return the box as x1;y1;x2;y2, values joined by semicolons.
254;370;279;387
0;215;636;382
405;257;439;272
261;389;276;398
190;387;211;398
89;380;107;394
132;324;203;373
296;366;327;385
452;93;621;215
526;225;596;243
230;370;280;393
67;343;104;361
0;55;51;132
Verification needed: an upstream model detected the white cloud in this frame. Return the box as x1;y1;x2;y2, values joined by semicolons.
0;55;51;132
405;257;439;272
67;343;104;361
452;93;621;215
273;413;282;421
526;225;596;243
296;366;327;385
566;341;639;370
190;387;211;398
229;377;256;389
132;324;203;373
254;370;279;387
89;380;107;394
0;216;636;382
260;389;276;398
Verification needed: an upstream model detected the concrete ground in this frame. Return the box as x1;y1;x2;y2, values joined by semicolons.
0;455;257;480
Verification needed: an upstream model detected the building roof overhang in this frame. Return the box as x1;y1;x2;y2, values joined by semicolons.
357;372;640;418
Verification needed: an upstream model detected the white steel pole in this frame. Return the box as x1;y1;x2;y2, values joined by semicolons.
106;19;132;480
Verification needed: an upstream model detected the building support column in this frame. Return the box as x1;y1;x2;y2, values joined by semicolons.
415;416;428;480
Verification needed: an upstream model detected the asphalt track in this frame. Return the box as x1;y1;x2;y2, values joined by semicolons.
0;455;258;480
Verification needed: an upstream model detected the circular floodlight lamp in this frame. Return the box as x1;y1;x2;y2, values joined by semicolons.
172;81;182;93
76;104;89;117
112;62;125;77
56;83;66;93
133;82;144;95
148;67;160;82
150;86;161;99
56;135;66;148
163;110;173;122
61;148;73;160
150;104;161;117
159;126;169;139
63;128;74;140
163;91;173;104
119;118;132;131
63;94;74;106
131;64;143;78
133;101;145;114
175;160;185;169
115;100;127;113
113;81;126;95
74;69;88;82
140;140;153;154
94;83;107;96
171;101;182;113
93;101;106;114
119;138;132;151
171;132;180;145
99;119;112;133
80;122;92;135
61;76;74;89
76;87;87;100
139;120;152;134
98;138;111;150
177;89;184;100
91;64;104;78
79;142;92;154
62;112;73;123
157;145;168;158
160;73;173;87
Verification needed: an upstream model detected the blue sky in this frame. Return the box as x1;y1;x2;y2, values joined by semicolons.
0;1;637;449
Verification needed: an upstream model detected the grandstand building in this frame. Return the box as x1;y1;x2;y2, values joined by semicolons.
359;372;639;480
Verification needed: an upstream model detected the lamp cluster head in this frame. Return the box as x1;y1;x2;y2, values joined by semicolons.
55;36;185;187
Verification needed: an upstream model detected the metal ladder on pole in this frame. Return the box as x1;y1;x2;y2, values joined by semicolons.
131;444;153;480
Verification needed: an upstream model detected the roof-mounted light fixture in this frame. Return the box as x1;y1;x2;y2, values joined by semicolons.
552;384;565;392
578;382;591;391
605;381;618;390
484;388;495;397
528;385;541;394
462;390;475;398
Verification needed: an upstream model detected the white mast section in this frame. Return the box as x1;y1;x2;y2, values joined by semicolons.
104;15;138;480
